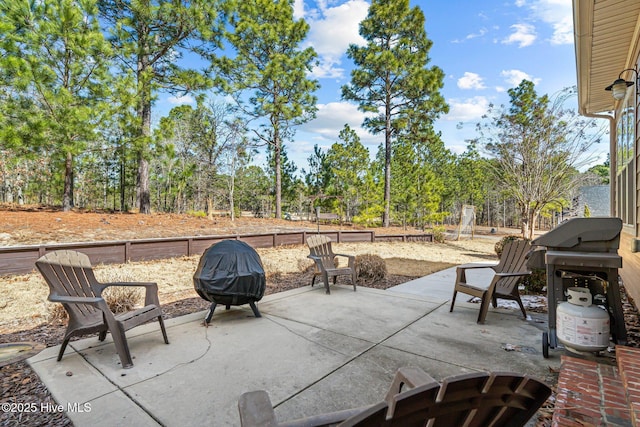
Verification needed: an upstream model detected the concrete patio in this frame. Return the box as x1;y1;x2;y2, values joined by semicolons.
28;266;560;426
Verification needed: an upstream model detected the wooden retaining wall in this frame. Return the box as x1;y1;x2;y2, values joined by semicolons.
0;231;433;276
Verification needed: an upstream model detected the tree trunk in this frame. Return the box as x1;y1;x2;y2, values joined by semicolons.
6;183;13;203
520;203;531;239
120;151;125;212
137;156;150;214
229;174;235;222
207;198;214;220
528;210;538;240
62;151;74;211
274;135;282;220
383;102;392;227
136;47;152;214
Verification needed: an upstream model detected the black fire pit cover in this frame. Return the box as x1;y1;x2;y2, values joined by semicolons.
193;240;266;302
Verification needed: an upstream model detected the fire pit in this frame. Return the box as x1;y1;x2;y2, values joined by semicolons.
193;240;266;324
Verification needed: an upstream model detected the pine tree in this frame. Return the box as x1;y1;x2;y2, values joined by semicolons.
342;0;447;226
0;0;112;210
98;0;224;213
215;0;318;219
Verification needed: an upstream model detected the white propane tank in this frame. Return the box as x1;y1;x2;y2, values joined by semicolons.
557;287;610;353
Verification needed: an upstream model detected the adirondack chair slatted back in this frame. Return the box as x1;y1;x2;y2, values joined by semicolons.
37;250;103;322
494;240;531;297
387;372;550;426
470;373;552;425
306;235;357;293
307;235;337;270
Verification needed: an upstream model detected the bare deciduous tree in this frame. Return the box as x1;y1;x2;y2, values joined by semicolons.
479;81;604;239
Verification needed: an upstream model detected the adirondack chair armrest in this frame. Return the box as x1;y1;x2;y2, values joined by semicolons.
49;295;115;320
278;407;366;427
49;294;104;305
334;253;354;259
102;281;160;306
334;253;355;267
456;262;498;271
238;390;367;427
238;391;278;427
104;281;157;288
455;263;498;285
494;270;531;278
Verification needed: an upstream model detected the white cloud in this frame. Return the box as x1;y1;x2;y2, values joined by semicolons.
522;0;573;45
286;101;382;168
467;28;488;40
311;62;346;79
444;96;490;122
548;15;573;45
167;95;194;105
502;23;536;47
304;0;369;79
453;28;488;44
457;72;486;90
300;101;377;144
501;69;541;86
293;0;305;20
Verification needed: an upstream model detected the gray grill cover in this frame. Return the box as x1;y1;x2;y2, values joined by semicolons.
531;217;622;252
193;240;266;302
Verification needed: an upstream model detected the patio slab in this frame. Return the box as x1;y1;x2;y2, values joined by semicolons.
28;268;560;426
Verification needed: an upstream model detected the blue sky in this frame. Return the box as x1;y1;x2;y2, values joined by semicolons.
158;0;609;170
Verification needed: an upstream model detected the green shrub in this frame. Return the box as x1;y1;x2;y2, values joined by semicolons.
521;268;546;294
187;210;207;218
430;226;446;243
352;215;382;227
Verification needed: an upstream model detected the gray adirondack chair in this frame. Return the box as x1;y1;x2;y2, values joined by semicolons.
306;235;357;294
36;250;169;368
238;367;551;426
450;239;532;323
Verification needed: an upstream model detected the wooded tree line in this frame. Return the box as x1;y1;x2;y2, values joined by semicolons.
0;0;607;236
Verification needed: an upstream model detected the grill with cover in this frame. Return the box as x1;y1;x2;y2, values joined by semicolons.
193;240;266;324
529;217;627;358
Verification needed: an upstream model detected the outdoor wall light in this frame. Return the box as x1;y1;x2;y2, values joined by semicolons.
605;68;637;100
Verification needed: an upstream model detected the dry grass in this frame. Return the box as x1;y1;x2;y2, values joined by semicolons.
355;254;387;283
0;238;497;333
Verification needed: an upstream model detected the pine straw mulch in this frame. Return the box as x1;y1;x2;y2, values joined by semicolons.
2;270;640;427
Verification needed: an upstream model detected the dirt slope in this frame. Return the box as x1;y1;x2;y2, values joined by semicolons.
0;205;437;246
